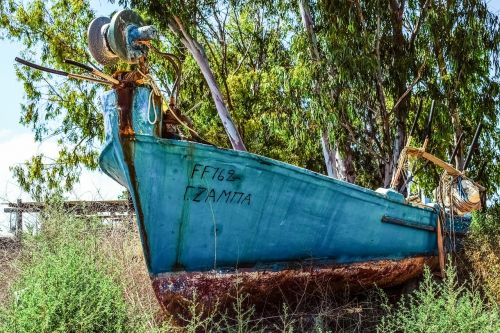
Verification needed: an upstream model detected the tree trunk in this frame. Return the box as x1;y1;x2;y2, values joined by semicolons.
299;0;351;180
388;0;409;189
168;16;247;151
433;34;464;169
321;129;338;178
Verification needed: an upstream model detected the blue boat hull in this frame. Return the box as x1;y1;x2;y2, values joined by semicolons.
99;87;462;282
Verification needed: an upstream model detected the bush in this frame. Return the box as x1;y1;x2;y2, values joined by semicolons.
377;265;500;333
0;212;130;333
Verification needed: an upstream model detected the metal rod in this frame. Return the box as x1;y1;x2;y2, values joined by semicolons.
63;59;120;85
449;132;464;164
462;122;483;171
15;57;68;77
15;57;111;85
63;58;95;73
409;98;423;138
423;99;435;141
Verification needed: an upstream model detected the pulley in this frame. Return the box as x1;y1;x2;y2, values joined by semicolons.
88;10;157;65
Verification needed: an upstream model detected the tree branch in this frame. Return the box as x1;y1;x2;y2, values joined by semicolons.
168;15;246;151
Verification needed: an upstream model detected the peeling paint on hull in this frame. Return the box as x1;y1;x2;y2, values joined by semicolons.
152;256;437;314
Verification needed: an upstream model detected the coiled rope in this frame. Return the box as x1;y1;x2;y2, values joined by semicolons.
436;173;481;216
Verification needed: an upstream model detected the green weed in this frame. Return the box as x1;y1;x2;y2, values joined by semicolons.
0;212;130;333
377;265;499;333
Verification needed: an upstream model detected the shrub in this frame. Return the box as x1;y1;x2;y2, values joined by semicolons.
0;213;130;333
377;265;500;333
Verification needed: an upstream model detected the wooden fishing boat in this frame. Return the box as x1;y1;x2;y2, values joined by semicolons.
98;84;473;309
15;9;482;311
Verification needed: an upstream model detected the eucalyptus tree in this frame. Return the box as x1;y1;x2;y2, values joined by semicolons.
1;0;498;200
298;0;500;191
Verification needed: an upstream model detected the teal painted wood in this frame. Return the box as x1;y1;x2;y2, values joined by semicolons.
99;87;461;276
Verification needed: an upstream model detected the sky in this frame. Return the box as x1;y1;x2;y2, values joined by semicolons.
1;1;500;234
0;0;124;234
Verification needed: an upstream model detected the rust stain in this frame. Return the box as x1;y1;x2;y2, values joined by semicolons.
152;256;437;318
116;85;135;136
115;80;151;269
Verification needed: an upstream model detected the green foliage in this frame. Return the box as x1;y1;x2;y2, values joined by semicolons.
0;213;130;333
0;0;105;200
1;0;499;198
377;265;500;333
470;199;500;236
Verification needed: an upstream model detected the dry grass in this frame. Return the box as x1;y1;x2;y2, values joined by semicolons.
0;237;21;305
458;205;500;304
96;221;390;332
3;206;498;332
98;220;165;330
465;231;500;303
0;216;410;332
87;216;393;332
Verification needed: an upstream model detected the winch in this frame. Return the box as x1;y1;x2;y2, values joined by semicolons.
88;10;158;65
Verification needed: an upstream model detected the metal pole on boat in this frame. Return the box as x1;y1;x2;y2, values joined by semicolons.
63;59;120;85
449;132;464;166
408;98;423;140
422;100;435;149
14;57;113;86
462;122;483;172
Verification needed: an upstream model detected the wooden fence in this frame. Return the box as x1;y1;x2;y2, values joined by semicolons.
3;199;135;239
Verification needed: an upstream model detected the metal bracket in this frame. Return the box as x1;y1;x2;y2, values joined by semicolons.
381;215;436;232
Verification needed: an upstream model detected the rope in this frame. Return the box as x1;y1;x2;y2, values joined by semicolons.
135;69;211;144
436;173;481;215
147;89;158;125
138;70;162;125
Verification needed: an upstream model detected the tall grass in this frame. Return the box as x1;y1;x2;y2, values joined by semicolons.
1;205;499;332
378;203;500;333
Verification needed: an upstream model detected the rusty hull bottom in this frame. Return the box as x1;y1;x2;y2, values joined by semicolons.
152;256;437;315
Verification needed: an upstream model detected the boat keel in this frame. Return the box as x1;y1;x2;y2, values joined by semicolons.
151;256;437;316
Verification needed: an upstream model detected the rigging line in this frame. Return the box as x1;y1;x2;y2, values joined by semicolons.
137;69;161;125
165;105;212;145
63;59;119;85
136;69;212;145
139;41;182;99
